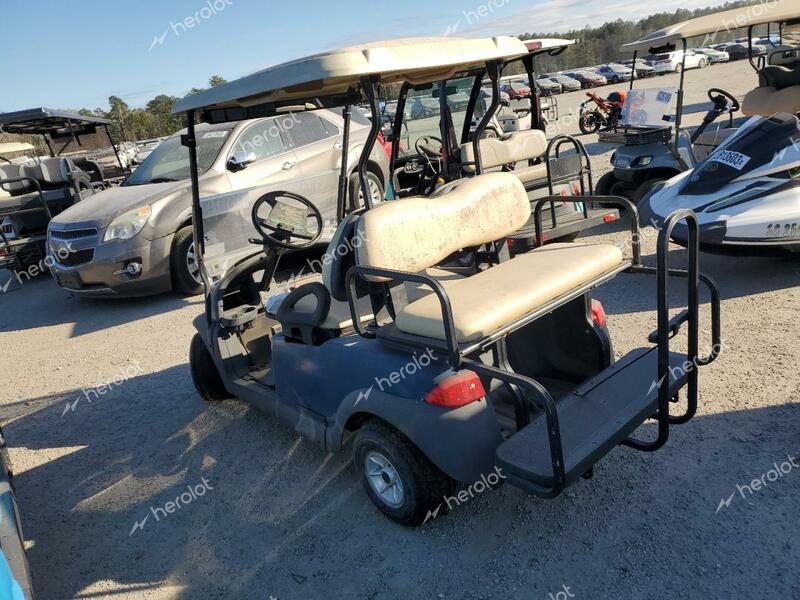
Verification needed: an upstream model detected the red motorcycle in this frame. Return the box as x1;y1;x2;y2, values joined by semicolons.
578;91;626;134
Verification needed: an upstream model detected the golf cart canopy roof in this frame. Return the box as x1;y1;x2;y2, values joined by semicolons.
522;38;577;56
622;0;799;52
173;36;529;122
0;107;111;136
0;142;34;154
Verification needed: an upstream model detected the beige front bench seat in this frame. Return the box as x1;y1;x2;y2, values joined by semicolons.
460;129;549;186
353;172;625;345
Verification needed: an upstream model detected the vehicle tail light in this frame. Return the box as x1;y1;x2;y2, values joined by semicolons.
425;370;486;408
0;248;7;257
603;213;617;223
591;299;607;327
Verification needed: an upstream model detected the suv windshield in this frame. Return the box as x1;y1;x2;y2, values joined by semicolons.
123;128;232;186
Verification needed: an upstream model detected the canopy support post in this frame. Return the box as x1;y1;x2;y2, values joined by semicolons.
675;39;688;139
389;83;410;197
337;103;352;221
523;54;542;132
181;110;209;297
103;124;128;175
462;74;484;144
473;61;501;175
358;77;382;211
629;51;638;90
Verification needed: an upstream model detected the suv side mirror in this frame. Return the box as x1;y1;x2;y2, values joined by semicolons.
227;151;257;172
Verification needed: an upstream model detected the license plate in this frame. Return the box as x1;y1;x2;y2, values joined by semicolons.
55;271;82;289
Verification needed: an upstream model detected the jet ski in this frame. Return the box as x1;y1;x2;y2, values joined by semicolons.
640;112;800;252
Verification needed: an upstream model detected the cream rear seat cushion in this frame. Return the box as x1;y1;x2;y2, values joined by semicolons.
355;172;530;277
460;129;547;173
742;86;800;117
396;243;624;343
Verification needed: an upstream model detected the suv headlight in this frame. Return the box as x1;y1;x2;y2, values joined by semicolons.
104;206;152;242
634;156;653;167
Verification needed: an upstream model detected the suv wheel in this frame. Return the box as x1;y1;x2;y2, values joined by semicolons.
171;226;203;296
348;171;384;212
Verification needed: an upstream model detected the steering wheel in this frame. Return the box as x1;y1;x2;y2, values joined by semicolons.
415;135;443;161
707;88;740;114
250;191;323;250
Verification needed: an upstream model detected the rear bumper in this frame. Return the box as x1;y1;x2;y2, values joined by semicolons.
48;233;174;297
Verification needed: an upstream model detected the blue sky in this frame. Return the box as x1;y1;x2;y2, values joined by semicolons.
0;0;729;112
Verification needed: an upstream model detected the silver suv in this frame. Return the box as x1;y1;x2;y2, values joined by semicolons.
47;109;389;297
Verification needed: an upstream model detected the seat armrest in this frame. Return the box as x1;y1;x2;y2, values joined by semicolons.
345;265;461;367
533;194;640;264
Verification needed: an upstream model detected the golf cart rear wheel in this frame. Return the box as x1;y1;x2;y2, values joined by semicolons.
633;178;667;208
171;226;204;296
353;421;455;526
189;334;233;403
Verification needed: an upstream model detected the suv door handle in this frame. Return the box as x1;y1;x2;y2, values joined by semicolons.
282;161;296;171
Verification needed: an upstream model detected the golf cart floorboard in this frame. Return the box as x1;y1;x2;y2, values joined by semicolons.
496;347;688;490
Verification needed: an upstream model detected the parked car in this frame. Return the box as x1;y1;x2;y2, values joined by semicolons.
540;73;581;92
533;78;561;95
723;43;768;60
594;64;632;84
649;49;708;73
480;87;511;104
133;138;164;164
563;70;607;88
694;47;730;63
47;108;390;297
620;58;656;78
500;81;533;99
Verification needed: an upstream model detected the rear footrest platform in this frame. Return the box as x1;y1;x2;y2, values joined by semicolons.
496;347;688;491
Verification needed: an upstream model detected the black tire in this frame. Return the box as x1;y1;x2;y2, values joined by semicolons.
699;58;707;69
611;75;620;84
579;111;603;135
633;177;667;207
347;171;384;213
594;172;618;196
353;421;456;526
189;334;233;402
171;226;203;296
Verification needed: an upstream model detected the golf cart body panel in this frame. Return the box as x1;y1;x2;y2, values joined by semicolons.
180;36;720;523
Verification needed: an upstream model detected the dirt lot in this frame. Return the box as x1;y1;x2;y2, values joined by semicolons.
1;59;799;600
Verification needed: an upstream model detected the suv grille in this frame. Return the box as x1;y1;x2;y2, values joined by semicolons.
57;248;94;267
50;228;98;240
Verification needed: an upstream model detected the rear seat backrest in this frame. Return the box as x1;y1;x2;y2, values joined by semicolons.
27;157;73;187
460;129;547;173
0;164;32;196
354;172;529;278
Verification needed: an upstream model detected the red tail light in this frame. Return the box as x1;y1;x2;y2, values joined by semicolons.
425;370;486;408
591;299;607;327
603;213;617;223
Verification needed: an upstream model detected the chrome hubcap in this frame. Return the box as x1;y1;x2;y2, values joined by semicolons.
359;178;383;205
364;451;404;508
186;242;201;283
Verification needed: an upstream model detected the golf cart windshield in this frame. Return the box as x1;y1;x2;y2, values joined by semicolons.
123;128;232;185
620;88;678;127
398;77;485;157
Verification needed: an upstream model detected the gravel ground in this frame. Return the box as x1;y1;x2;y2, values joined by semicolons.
1;59;799;600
